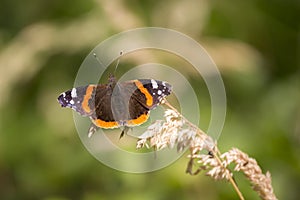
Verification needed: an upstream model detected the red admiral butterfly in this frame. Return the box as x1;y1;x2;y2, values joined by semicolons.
58;74;172;137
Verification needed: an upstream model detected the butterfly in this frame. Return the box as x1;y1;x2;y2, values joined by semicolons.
57;74;172;137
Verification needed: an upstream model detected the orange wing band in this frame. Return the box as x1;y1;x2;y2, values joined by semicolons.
127;113;149;126
134;80;153;107
93;119;119;129
82;85;95;113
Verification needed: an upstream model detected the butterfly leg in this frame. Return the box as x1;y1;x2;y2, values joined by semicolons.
119;126;130;139
87;123;99;138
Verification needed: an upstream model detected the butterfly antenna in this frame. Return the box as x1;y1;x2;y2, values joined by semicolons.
114;51;123;75
93;52;105;68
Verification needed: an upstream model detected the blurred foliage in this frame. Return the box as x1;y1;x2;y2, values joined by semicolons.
0;0;299;200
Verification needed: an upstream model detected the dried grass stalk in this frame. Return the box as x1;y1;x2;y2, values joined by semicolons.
222;148;277;200
136;100;277;200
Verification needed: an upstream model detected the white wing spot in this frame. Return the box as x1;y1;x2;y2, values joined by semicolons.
63;92;66;97
157;90;162;95
71;88;77;98
151;79;158;89
162;81;166;86
70;100;74;104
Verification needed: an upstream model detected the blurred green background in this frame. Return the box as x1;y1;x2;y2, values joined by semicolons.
0;0;299;199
